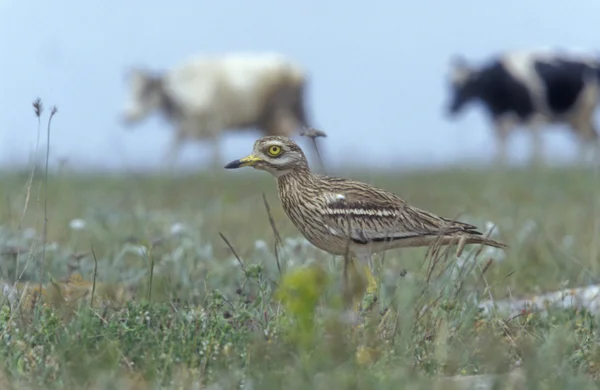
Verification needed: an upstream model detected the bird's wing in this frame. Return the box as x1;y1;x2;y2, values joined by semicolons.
319;188;480;245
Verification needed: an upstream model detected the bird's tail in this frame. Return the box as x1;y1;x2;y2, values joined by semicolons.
426;232;508;259
454;233;507;257
463;235;507;249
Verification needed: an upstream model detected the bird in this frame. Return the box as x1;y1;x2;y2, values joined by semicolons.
224;136;508;306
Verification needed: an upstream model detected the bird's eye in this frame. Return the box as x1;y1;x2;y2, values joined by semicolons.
267;145;282;157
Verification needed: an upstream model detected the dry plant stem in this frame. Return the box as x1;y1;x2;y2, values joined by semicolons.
39;104;58;298
423;223;456;284
300;127;327;174
476;260;494;303
453;228;499;299
311;139;325;173
91;244;99;308
7;98;46;306
219;232;247;274
224;232;279;288
480;257;494;276
146;246;154;301
18;99;44;285
262;193;283;275
412;233;462;324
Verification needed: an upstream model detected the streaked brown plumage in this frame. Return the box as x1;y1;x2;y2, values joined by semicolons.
224;136;507;266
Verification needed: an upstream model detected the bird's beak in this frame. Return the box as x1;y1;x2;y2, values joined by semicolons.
224;154;262;169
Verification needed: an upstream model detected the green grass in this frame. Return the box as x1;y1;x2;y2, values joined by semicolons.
0;164;599;389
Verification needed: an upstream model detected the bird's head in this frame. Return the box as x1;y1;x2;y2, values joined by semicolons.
224;136;309;177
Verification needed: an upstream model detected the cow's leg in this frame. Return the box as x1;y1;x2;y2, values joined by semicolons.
165;131;185;171
185;115;221;171
591;128;600;165
590;133;600;166
528;114;546;166
574;123;599;165
570;79;600;165
492;116;513;165
196;122;222;171
584;136;599;166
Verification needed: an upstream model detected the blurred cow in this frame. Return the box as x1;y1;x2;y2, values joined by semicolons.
121;53;312;167
445;50;600;164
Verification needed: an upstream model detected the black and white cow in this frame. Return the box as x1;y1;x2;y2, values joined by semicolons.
121;52;312;167
446;50;600;164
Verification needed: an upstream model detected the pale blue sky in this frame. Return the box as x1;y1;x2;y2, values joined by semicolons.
2;0;600;172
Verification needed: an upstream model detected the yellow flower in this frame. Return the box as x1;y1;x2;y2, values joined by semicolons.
276;265;328;348
355;345;379;366
276;265;328;319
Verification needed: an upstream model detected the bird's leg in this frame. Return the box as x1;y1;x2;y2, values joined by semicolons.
364;264;378;296
353;252;379;313
344;257;367;313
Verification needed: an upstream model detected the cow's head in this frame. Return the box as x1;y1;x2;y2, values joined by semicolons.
446;55;480;118
121;68;165;127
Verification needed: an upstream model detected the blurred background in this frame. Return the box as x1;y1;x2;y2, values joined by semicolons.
2;3;600;386
2;0;600;172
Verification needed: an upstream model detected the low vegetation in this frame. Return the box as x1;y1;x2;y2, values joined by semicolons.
0;102;599;389
0;162;598;389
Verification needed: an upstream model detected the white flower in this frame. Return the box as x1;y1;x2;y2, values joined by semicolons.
23;228;36;239
46;242;59;251
254;240;268;251
484;220;498;235
170;222;185;236
562;235;574;249
68;218;86;231
134;245;148;256
517;219;537;242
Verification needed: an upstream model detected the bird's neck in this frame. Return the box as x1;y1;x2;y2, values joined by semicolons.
276;167;314;190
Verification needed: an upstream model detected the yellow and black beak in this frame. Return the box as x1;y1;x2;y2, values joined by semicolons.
224;154;263;169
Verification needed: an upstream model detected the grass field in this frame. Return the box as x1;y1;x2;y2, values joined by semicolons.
0;162;599;389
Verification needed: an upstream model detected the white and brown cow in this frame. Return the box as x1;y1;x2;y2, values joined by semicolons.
445;50;600;164
121;52;312;167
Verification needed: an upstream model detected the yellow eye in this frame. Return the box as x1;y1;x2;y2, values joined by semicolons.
268;145;282;156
